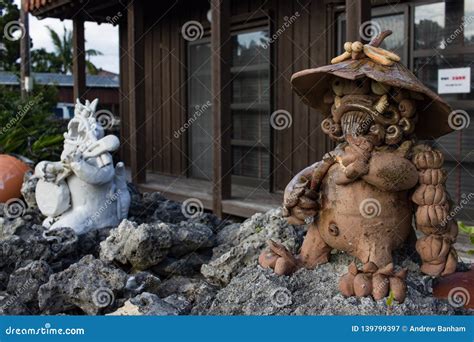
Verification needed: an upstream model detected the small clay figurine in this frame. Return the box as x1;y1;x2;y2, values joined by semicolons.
34;99;131;234
259;31;459;303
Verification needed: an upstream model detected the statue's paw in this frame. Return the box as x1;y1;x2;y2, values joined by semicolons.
258;240;299;276
339;262;407;303
42;217;54;229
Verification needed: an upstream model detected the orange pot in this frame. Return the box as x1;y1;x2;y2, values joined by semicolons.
0;155;31;203
433;267;474;309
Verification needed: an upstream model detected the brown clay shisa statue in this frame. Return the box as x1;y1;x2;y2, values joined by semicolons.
259;31;459;303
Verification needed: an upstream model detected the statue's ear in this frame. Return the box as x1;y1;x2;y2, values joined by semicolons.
90;98;99;113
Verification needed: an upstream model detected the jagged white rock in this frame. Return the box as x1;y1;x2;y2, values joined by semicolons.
34;98;130;234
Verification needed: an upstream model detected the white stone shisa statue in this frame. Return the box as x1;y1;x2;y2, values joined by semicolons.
34;99;131;234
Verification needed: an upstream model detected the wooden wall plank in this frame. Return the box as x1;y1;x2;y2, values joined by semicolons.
170;10;182;176
292;3;310;173
162;19;172;175
308;0;330;163
127;0;146;183
72;19;86;101
144;19;154;170
118;20;130;166
152;23;163;172
211;0;232;217
274;0;294;192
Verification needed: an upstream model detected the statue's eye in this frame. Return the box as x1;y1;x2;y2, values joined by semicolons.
332;79;344;96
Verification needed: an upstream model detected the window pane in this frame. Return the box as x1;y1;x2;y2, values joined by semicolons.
231;29;270;184
372;14;406;63
414;2;445;49
232;31;269;67
187;41;213;181
414;55;474;101
465;0;474;45
336;12;407;64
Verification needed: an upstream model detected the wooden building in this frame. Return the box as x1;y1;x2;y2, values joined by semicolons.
26;0;474;223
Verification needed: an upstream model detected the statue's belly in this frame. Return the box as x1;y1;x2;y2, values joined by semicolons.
318;165;413;260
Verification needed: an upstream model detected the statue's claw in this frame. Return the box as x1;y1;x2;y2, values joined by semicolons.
258;240;299;276
339;262;407;303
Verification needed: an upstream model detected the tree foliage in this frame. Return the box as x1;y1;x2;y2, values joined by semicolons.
0;84;65;162
0;0;21;71
38;25;103;74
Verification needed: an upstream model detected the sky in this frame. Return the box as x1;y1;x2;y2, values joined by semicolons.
13;0;119;74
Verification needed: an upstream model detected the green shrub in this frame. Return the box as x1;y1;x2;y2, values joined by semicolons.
0;85;64;162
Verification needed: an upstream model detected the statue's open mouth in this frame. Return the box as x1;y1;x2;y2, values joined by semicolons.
340;111;372;137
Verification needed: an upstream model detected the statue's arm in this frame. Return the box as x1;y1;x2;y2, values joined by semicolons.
69;155;115;185
34;161;64;180
411;144;458;277
283;150;338;225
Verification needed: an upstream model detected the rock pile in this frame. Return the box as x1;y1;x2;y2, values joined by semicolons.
0;187;470;315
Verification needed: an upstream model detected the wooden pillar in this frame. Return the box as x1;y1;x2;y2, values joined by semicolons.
211;0;232;217
127;0;146;184
72;19;86;101
20;1;30;99
345;0;371;43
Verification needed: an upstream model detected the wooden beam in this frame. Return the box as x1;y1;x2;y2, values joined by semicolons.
211;0;232;217
127;0;146;184
20;2;31;99
345;0;371;43
72;18;86;101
